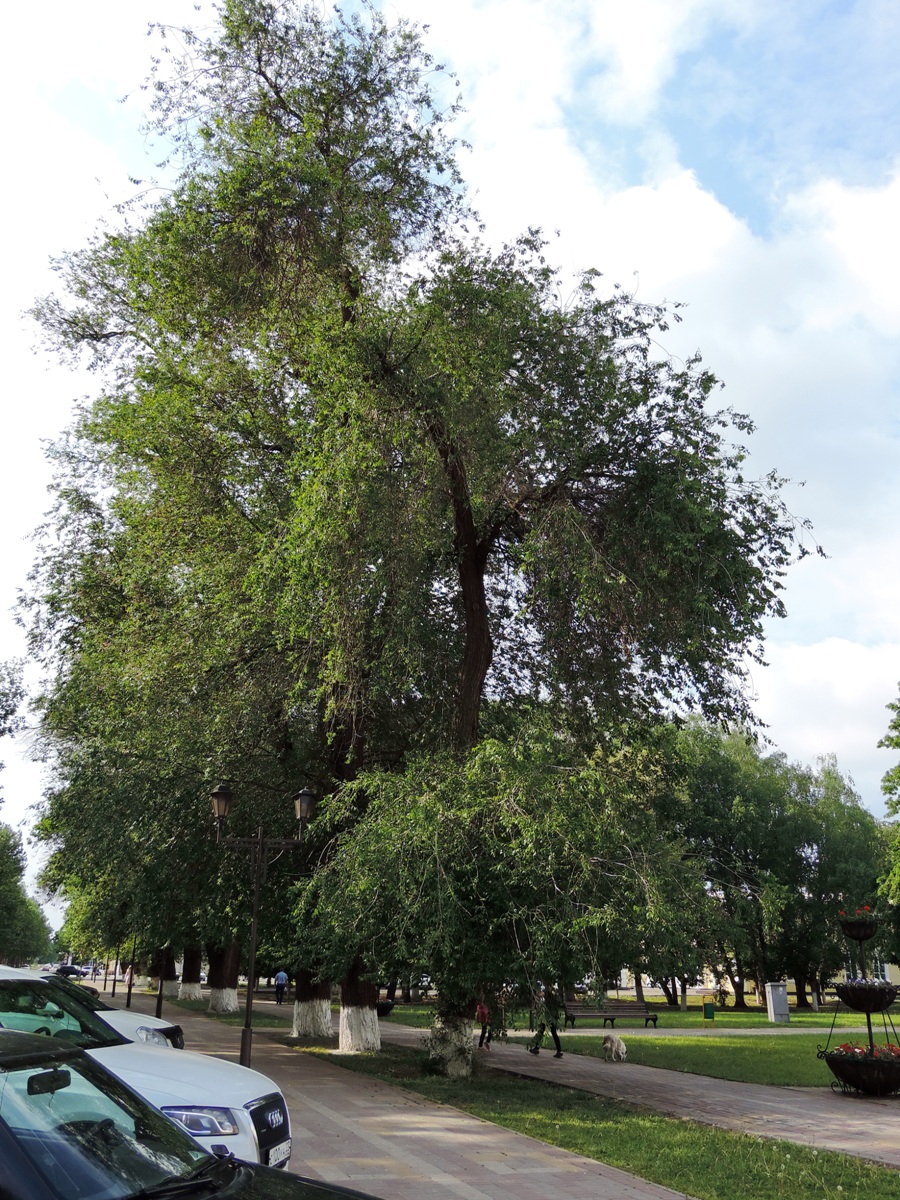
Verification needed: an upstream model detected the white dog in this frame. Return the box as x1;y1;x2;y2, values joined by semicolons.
602;1033;627;1062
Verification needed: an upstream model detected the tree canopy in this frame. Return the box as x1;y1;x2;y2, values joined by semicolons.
26;1;818;1022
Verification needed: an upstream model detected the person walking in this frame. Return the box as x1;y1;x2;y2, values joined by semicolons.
476;998;492;1050
527;984;563;1058
274;969;289;1005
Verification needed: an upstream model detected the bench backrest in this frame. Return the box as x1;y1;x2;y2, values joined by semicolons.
568;1001;650;1012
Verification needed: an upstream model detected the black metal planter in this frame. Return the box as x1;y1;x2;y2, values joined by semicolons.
820;915;900;1095
834;982;898;1013
821;1051;900;1097
839;918;878;942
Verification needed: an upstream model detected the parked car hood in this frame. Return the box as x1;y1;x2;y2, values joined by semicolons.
220;1162;380;1200
87;1041;280;1108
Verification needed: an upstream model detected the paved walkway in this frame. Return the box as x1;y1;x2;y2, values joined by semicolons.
120;992;693;1200
118;990;900;1188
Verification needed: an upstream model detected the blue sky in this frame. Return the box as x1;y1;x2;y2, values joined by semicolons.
2;0;899;903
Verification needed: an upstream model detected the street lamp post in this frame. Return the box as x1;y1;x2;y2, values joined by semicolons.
210;783;316;1067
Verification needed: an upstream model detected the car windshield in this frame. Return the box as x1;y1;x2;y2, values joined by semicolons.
44;975;111;1012
0;981;125;1050
0;1047;211;1200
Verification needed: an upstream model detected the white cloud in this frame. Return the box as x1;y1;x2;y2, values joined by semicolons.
578;0;754;125
750;639;900;815
786;170;900;335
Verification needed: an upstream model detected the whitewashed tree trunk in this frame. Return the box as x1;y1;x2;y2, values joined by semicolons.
208;986;240;1014
426;1015;473;1078
178;982;204;1001
163;980;180;998
292;997;333;1039
338;1004;380;1052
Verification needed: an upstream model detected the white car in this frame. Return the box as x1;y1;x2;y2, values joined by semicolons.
36;970;186;1049
0;969;291;1167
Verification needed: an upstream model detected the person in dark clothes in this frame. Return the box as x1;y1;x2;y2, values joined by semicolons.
527;984;563;1058
476;998;492;1050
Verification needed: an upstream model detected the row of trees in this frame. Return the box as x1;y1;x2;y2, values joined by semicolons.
0;664;54;965
21;1;892;1069
0;824;54;966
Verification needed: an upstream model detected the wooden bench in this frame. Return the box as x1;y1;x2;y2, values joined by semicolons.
564;1000;658;1028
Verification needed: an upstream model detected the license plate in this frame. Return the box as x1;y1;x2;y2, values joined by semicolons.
267;1139;291;1168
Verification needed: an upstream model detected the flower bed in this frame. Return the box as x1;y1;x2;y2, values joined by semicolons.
834;981;898;1013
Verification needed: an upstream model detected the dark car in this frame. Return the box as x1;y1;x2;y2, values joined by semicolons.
54;964;90;978
0;1030;376;1200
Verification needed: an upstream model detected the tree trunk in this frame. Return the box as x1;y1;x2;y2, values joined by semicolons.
338;961;380;1052
452;547;493;750
162;947;179;999
149;948;179;997
726;956;749;1009
794;974;812;1009
426;1011;473;1078
292;969;334;1039
658;977;678;1007
424;412;493;751
178;943;204;1001
385;979;398;1003
679;978;688;1011
207;942;241;1014
632;969;645;1005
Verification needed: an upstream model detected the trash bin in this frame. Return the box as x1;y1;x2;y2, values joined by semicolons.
702;1000;715;1021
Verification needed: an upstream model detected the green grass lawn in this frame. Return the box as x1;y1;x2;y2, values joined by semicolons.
543;1032;843;1086
316;1042;899;1200
167;997;289;1029
384;1001;890;1031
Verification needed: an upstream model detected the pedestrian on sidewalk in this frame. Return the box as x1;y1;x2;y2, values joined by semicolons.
274;969;289;1005
528;984;563;1058
476;997;492;1050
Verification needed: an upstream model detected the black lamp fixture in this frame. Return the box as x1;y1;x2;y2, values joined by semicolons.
210;783;234;838
292;787;316;827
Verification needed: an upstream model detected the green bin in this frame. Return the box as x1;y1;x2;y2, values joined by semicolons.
702;1000;715;1021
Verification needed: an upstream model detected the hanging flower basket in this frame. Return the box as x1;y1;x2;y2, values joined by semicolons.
838;910;877;942
834;981;897;1013
840;916;883;945
822;1048;900;1096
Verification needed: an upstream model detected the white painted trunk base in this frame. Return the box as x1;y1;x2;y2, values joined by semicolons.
292;998;333;1039
426;1016;473;1077
163;981;180;998
178;982;204;1002
208;986;240;1014
338;1004;381;1052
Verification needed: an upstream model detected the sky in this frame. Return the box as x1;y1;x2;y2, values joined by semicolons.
2;0;899;905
